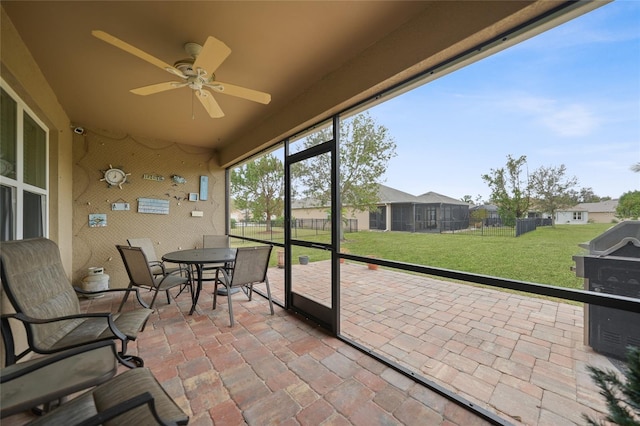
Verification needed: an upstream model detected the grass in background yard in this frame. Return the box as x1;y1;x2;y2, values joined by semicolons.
342;223;614;289
231;223;615;290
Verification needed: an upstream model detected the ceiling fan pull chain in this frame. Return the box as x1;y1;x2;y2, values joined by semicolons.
191;90;195;120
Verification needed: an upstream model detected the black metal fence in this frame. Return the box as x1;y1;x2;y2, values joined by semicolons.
229;219;358;241
459;217;551;237
294;218;358;233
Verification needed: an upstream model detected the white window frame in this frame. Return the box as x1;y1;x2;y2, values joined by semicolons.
0;78;49;240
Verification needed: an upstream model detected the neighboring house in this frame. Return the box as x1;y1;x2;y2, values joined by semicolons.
556;199;619;224
555;207;589;225
469;204;501;227
292;184;469;233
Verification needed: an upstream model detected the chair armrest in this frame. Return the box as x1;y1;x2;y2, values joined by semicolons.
165;267;191;280
75;392;179;426
74;286;150;309
0;340;116;383
2;311;113;324
1;312;127;365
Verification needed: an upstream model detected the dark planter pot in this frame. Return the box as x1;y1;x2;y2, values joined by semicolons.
299;255;309;265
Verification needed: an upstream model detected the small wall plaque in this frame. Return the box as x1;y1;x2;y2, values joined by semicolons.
142;174;165;182
89;213;107;227
137;198;170;215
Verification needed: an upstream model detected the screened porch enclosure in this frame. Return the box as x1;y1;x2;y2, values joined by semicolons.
384;202;470;233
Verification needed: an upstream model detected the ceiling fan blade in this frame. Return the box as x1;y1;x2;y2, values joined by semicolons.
92;30;175;73
196;90;224;118
208;81;271;105
130;81;184;96
193;36;231;74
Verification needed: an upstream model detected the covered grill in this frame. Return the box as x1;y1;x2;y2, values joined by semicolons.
573;221;640;360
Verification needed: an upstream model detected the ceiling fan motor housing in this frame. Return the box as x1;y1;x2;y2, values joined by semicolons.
174;59;196;76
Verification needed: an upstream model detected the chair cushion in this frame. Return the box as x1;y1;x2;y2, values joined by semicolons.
0;239;81;349
28;368;189;425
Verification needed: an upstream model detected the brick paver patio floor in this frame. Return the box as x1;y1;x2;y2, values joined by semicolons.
4;261;616;425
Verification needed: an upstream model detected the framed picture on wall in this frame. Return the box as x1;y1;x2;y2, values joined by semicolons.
88;213;107;227
188;193;199;202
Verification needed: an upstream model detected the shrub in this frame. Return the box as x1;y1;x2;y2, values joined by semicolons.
584;346;640;426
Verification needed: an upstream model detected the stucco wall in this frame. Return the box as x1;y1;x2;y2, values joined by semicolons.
1;6;75;365
72;129;225;288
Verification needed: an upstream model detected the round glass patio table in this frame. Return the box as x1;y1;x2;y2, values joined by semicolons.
162;248;236;315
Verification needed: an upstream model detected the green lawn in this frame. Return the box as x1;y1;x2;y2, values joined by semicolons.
235;223;616;290
340;223;614;289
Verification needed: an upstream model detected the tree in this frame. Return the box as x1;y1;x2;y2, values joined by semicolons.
568;187;611;204
529;164;578;226
293;112;397;236
481;155;531;226
632;162;640;173
461;195;474;204
583;346;640;426
230;154;284;231
616;190;640;220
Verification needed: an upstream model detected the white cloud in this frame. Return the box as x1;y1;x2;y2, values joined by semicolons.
539;103;598;137
500;93;599;137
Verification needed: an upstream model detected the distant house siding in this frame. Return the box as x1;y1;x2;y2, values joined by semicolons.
556;211;589;224
291;206;370;229
588;211;617;223
558;200;619;224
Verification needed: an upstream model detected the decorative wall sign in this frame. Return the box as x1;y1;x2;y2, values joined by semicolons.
137;198;170;215
111;202;130;211
199;176;208;201
142;173;165;182
89;213;107;227
171;175;186;184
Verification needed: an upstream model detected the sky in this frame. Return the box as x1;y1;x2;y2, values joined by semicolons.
368;0;640;202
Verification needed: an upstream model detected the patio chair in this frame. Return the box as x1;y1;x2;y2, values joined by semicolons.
201;234;232;287
1;339;118;418
0;238;152;369
203;234;230;249
28;368;188;425
127;238;182;278
213;245;274;327
116;245;192;311
1;339;189;425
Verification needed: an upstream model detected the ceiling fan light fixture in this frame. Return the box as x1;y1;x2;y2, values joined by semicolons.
92;30;270;118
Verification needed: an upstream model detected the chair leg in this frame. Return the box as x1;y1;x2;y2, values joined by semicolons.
118;339;144;368
212;282;219;309
226;285;235;327
165;289;171;304
117;283;134;312
149;291;159;309
265;277;274;315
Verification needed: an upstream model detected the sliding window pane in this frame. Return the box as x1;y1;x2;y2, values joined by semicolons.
23;113;46;189
0;184;16;241
0;88;17;179
23;190;44;238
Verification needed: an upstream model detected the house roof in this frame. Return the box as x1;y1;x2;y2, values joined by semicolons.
470;204;499;212
377;184;419;203
292;184;467;209
416;191;469;206
572;199;619;213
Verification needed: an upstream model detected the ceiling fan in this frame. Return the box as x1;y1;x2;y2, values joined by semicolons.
91;30;271;118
